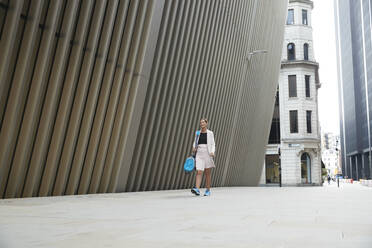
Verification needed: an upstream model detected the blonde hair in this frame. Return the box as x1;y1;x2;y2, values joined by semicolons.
200;118;208;124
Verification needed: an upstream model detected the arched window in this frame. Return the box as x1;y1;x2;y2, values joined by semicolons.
301;153;312;183
287;43;295;60
304;43;309;60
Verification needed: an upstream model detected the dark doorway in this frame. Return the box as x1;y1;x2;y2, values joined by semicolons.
301;153;312;183
266;155;280;184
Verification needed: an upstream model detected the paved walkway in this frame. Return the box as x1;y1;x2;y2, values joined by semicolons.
0;182;371;248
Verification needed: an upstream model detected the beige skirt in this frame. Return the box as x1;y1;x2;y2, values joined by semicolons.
195;144;215;171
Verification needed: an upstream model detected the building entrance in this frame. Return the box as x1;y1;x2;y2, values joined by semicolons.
265;155;280;184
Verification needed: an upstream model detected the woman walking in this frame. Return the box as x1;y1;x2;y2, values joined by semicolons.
191;118;216;196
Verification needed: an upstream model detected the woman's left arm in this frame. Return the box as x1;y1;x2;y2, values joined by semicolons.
210;131;216;155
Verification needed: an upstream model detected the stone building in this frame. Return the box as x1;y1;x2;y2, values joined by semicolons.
260;0;322;186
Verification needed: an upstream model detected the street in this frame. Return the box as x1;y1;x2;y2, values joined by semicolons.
0;182;371;248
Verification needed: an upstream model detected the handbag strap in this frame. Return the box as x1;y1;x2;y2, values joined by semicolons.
195;130;200;146
193;130;201;156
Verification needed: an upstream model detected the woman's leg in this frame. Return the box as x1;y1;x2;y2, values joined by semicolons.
195;170;203;188
205;168;211;190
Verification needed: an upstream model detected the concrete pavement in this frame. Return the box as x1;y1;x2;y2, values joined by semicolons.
0;182;371;248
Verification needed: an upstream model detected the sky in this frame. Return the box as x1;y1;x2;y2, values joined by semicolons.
312;0;340;135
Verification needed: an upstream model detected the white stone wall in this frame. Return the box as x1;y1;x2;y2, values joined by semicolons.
283;1;314;61
280;145;322;185
289;2;313;26
321;132;340;151
310;150;322;185
281;146;302;185
282;28;314;61
322;149;339;176
279;70;318;140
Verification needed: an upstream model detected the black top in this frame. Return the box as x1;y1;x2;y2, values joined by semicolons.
198;132;207;144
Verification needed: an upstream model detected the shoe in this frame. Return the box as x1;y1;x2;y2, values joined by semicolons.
191;187;200;196
204;189;211;196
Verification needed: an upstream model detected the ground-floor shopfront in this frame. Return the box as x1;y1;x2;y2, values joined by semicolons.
260;143;322;186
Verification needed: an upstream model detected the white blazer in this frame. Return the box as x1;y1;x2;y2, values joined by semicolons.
193;129;216;154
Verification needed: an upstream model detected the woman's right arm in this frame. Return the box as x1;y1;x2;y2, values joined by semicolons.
192;133;197;152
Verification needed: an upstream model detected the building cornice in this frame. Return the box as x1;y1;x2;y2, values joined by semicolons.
281;60;318;68
285;24;313;29
282;138;321;143
289;0;313;9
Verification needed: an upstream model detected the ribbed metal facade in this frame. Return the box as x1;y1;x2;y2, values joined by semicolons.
0;0;287;198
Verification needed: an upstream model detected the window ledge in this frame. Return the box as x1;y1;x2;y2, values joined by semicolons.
285;24;313;29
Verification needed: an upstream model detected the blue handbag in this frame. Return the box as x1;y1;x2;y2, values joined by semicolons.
183;130;200;173
183;156;195;173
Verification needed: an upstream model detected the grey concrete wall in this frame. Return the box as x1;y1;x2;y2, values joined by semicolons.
0;0;287;198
